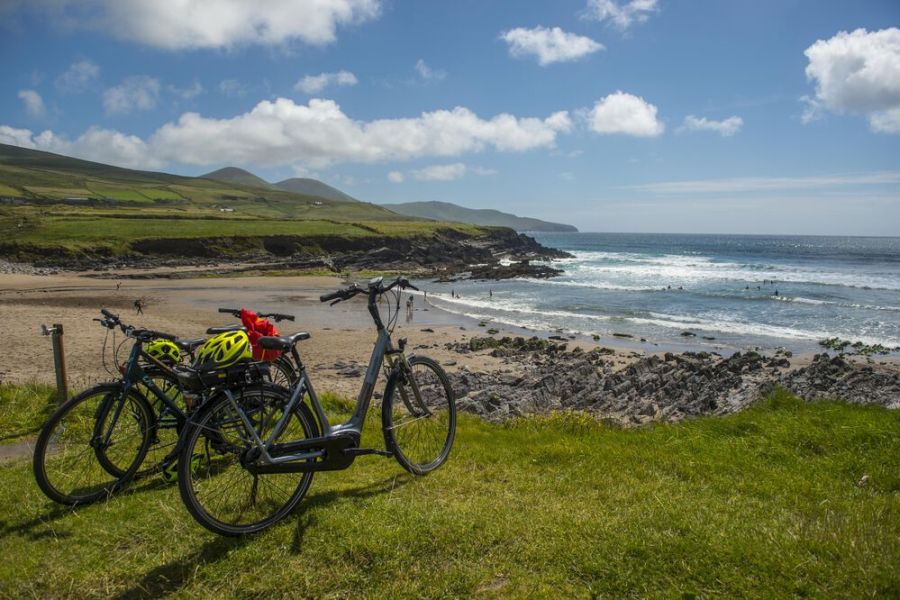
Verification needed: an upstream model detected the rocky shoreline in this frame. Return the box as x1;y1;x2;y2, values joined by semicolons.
0;228;570;280
441;336;900;425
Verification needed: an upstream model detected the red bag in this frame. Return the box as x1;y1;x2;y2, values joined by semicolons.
240;308;281;362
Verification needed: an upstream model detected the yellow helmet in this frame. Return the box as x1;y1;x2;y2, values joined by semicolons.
146;338;181;365
193;330;252;371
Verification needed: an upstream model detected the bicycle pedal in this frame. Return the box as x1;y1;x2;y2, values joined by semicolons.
343;447;393;458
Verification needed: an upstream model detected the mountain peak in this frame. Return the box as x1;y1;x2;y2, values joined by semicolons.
201;167;272;189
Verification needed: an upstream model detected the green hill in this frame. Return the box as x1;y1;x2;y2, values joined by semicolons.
201;167;273;189
274;177;358;202
0;145;495;262
381;200;577;232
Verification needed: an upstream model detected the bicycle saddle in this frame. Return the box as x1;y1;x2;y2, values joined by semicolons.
257;332;311;351
177;338;206;353
206;325;247;334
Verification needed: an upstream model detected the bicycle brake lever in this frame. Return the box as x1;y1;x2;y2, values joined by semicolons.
330;299;342;306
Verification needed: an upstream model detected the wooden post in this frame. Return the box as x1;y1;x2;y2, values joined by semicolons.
50;323;68;404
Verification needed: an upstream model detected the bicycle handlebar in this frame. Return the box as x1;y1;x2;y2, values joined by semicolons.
319;276;419;304
95;309;178;342
259;312;295;322
218;308;295;322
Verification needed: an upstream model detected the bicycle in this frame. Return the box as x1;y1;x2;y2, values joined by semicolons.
176;276;457;536
32;310;261;505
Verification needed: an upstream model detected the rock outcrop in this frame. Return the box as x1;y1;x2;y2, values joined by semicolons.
446;337;899;425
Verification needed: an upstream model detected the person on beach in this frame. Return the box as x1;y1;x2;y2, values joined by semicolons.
116;282;121;291
489;289;493;298
134;299;144;315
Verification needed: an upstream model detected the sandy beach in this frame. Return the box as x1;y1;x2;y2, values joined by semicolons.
0;272;606;396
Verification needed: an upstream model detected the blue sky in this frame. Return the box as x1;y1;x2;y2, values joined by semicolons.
2;0;899;235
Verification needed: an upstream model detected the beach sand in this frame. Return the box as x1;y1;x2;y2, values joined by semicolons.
2;272;892;399
0;272;593;397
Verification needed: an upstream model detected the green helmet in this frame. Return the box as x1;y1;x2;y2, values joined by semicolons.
146;338;181;365
193;330;251;371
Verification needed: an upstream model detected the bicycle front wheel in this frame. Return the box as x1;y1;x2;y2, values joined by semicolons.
178;384;317;536
382;356;456;476
33;383;153;505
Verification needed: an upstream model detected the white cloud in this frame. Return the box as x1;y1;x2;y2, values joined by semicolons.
103;76;161;114
23;0;381;50
55;59;99;93
582;0;659;29
471;166;498;176
18;90;46;117
0;125;38;148
679;115;743;136
149;98;573;168
410;163;467;181
295;70;358;94
169;80;205;101
586;91;664;137
0;125;160;170
799;95;824;124
804;28;900;133
389;163;496;182
414;59;446;81
629;172;900;194
218;79;248;97
500;26;603;66
1;98;571;170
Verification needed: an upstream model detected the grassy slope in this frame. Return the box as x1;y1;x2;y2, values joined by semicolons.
0;145;493;253
0;388;896;598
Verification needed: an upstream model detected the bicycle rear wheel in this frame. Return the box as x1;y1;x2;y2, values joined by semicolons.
267;354;296;389
382;356;456;476
178;384;317;536
33;383;153;505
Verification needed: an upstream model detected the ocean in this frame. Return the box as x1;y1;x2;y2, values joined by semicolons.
419;233;900;354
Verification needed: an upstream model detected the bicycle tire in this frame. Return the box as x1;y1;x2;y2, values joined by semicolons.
33;383;154;505
382;355;456;476
177;383;317;536
268;354;297;389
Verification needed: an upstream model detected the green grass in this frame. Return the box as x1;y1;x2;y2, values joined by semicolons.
0;383;57;443
1;388;897;597
0;207;488;254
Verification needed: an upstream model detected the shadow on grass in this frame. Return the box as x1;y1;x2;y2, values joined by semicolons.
112;535;249;600
290;473;414;555
0;505;79;541
108;474;414;598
